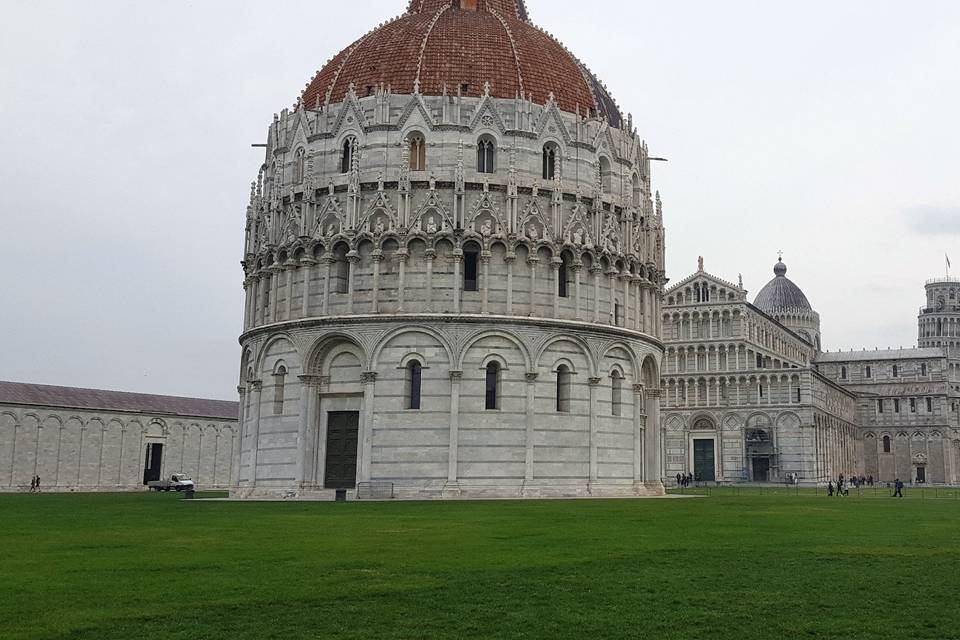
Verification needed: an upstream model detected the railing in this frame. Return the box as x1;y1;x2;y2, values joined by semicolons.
925;276;960;285
356;481;395;499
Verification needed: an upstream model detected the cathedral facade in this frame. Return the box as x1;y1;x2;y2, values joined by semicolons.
660;261;960;485
235;0;667;498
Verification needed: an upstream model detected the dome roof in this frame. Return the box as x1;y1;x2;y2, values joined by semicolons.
753;259;813;313
301;0;623;126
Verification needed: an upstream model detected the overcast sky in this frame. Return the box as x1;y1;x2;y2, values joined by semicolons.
1;0;958;400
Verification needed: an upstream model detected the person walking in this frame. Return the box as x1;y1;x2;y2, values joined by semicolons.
676;473;682;486
828;480;834;496
893;478;904;498
34;475;40;492
29;476;35;492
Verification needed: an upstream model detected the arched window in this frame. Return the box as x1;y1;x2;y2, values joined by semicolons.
485;361;500;410
882;435;891;453
556;364;571;412
558;253;572;298
273;365;286;415
340;137;355;174
865;365;872;379
611;371;623;416
892;365;898;378
407;360;422;410
921;363;928;376
293;148;305;184
542;143;558;180
408;132;426;171
632;174;641;207
463;242;480;291
614;300;623;326
841;366;847;380
599;156;612;194
261;276;271;319
477;137;495;173
333;244;350;294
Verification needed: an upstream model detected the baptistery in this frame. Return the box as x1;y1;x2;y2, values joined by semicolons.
235;0;667;498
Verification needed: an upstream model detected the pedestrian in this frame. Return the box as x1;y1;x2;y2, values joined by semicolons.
868;475;873;486
676;473;682;486
828;481;834;496
29;476;35;492
35;475;40;492
893;478;904;498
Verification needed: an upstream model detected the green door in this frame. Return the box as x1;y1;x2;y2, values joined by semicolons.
693;439;715;481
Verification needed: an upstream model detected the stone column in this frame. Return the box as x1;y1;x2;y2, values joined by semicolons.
528;257;539;316
269;266;281;323
359;371;377;483
645;387;662;484
346;251;360;314
589;376;602;483
505;253;515;315
284;265;294;320
453;252;463;313
591;265;602;323
633;383;645;485
396;251;408;311
371;251;382;313
551;258;562;318
607;269;617;324
247;380;263;485
572;262;582;319
425;249;435;310
242;279;251;330
481;253;491;314
448;370;462;484
232;385;246;488
322;256;333;316
524;372;537;482
295;375;321;489
301;259;315;319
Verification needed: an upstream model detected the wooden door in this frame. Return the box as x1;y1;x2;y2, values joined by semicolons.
324;412;359;488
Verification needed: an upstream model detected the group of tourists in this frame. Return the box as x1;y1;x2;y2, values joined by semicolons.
676;472;700;488
827;473;904;497
28;475;41;492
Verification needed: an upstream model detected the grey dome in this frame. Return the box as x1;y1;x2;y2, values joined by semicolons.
753;260;812;312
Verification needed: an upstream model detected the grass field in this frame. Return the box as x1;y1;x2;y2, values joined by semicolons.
2;491;959;640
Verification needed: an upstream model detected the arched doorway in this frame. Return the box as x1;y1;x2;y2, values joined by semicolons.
689;417;717;482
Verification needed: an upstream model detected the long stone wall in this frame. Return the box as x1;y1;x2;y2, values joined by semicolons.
0;405;237;491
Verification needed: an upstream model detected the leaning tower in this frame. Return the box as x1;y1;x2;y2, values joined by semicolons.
234;0;667;499
918;276;960;352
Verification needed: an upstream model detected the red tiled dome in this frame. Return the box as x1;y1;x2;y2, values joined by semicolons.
301;0;623;126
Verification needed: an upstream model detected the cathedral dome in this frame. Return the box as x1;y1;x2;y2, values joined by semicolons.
753;259;813;313
301;0;623;126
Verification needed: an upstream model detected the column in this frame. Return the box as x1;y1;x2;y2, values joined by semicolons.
242;279;251;330
572;263;582;319
633;383;645;485
505;254;515;315
589;376;602;483
322;257;333;316
247;381;262;484
591;266;602;323
346;252;360;314
425;249;435;310
231;385;246;488
397;252;408;311
528;257;538;316
359;372;376;483
448;371;462;484
525;372;537;482
284;266;294;320
607;270;616;324
453;252;463;313
269;267;281;323
645;388;662;484
301;259;315;319
295;375;321;488
371;252;382;313
551;259;561;318
481;254;491;314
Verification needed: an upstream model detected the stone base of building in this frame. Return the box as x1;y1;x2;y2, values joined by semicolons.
230;480;666;501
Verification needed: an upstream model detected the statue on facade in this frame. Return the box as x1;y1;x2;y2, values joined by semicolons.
426;216;438;234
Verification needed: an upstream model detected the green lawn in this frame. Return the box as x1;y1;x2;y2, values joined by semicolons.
2;491;958;640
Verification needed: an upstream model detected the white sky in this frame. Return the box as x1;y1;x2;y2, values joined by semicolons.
1;0;958;400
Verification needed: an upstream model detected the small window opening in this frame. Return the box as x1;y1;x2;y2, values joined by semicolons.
272;366;286;415
556;365;571;412
883;435;891;453
463;246;479;292
485;362;499;410
407;360;422;410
